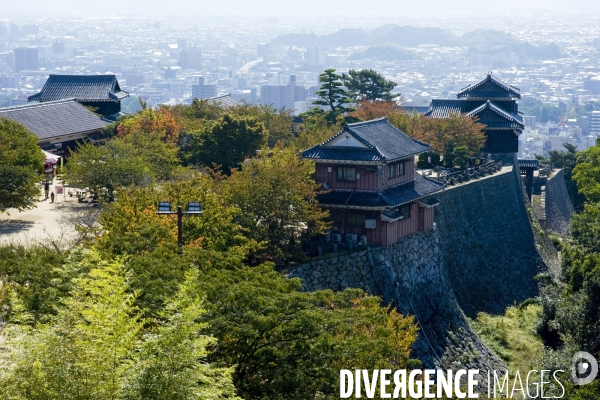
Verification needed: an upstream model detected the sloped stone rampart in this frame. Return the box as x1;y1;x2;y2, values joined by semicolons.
289;164;555;371
289;229;504;371
545;169;575;236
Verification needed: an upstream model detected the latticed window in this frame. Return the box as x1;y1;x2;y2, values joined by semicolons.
337;166;356;181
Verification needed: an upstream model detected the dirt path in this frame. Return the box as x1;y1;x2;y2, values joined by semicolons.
0;178;100;248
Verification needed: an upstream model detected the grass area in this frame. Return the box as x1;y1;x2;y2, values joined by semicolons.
469;303;544;373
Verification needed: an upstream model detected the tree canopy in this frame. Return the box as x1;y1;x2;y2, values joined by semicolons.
65;131;180;201
310;69;356;123
0;118;45;211
182;113;267;174
343;69;399;102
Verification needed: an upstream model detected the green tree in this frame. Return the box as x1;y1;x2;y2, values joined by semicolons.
65;132;180;201
197;263;418;400
343;69;399;102
122;269;240;400
184;114;267;174
0;252;144;399
573;139;600;203
452;146;470;169
311;69;356;123
225;146;329;264
0;118;45;211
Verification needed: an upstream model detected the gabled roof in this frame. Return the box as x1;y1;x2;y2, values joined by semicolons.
208;94;239;107
0;99;108;141
457;74;521;99
301;118;429;163
466;100;524;129
28;74;129;103
316;172;444;209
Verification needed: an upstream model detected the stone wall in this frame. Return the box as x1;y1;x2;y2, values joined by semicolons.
434;166;549;317
289;229;504;371
289;164;556;372
545;169;575;237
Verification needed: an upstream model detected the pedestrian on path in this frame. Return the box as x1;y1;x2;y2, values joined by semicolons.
44;181;50;199
50;192;55;203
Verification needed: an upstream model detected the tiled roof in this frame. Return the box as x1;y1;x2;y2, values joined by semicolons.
466;100;524;129
518;159;539;169
426;99;524;129
0;99;108;141
399;105;431;114
302;118;430;162
317;173;445;209
457;74;521;99
300;146;383;162
28;74;129;103
425;99;468;118
208;94;239;107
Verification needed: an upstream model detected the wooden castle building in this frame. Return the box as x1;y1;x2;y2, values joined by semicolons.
28;74;129;118
301;118;445;247
423;74;525;155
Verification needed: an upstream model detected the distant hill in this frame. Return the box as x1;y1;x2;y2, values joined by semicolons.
274;24;461;47
275;25;561;60
349;43;417;61
461;29;522;47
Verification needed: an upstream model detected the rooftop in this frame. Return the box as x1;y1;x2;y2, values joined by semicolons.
0;99;108;141
301;118;430;163
457;74;521;99
28;74;129;103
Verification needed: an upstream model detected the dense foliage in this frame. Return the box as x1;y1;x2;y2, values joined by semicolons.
0;118;45;211
308;69;356;123
342;69;399;102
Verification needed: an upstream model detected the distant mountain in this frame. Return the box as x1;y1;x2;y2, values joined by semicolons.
461;29;522;47
274;24;461;47
349;43;417;61
275;25;561;60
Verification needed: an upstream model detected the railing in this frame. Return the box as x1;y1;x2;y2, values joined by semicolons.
434;160;504;186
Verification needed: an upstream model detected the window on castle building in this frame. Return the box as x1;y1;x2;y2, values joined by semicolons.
398;161;405;176
337;166;356;181
399;204;411;219
388;162;405;179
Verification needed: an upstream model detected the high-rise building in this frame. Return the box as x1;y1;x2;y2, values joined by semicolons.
192;76;217;99
261;75;307;113
13;48;38;72
179;47;202;69
177;39;187;50
52;41;65;54
584;77;600;95
307;47;326;66
589;111;600;136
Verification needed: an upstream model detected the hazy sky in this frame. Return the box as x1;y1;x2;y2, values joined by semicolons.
2;0;599;18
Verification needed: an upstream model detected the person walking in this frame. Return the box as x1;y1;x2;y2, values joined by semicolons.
44;181;50;199
50;191;55;204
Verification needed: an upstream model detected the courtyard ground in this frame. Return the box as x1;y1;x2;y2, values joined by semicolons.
0;178;100;248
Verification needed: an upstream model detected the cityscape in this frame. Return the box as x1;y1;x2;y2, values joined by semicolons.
2;4;600;160
2;1;600;398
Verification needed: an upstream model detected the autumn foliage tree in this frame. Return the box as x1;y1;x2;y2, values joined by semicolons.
117;106;182;142
347;99;398;121
389;110;486;162
225;146;329;264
